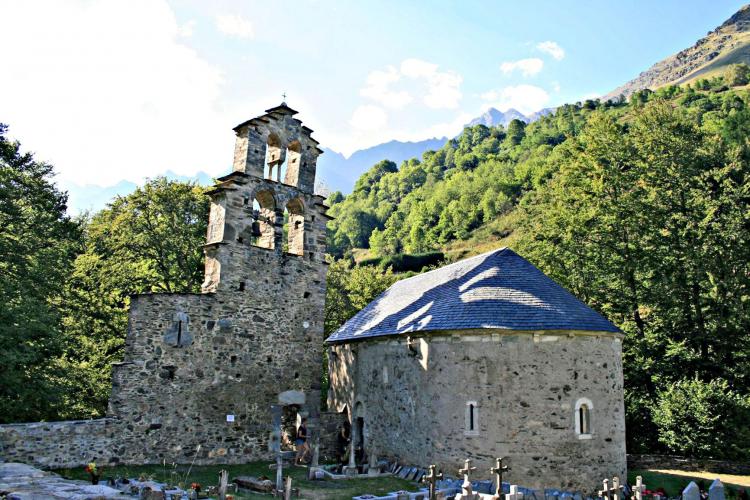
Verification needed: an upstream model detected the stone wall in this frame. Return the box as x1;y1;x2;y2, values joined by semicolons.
328;330;626;493
627;454;750;475
318;410;348;463
0;419;114;468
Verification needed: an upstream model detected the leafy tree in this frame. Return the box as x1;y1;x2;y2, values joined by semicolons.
60;177;209;417
0;124;81;422
653;378;750;459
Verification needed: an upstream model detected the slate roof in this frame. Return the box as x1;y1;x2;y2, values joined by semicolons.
325;248;620;344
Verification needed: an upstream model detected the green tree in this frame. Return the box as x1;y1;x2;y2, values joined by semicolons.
0;124;81;422
653;378;750;459
60;177;209;417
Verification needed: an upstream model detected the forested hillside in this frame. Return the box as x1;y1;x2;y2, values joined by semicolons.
327;71;750;458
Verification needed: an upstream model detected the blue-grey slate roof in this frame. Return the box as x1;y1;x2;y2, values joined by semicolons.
325;248;620;344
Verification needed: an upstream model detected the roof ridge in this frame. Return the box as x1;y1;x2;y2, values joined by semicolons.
384;246;509;287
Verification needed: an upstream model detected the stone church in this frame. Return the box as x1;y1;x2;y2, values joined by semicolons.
327;248;626;491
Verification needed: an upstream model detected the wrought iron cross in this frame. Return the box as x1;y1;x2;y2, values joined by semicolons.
282;92;287;101
421;464;443;500
459;459;476;496
490;457;510;497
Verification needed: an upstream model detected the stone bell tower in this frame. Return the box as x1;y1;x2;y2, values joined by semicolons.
106;103;331;465
202;102;328;292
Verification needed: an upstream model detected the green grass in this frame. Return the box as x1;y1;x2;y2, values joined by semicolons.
54;462;420;499
628;470;749;499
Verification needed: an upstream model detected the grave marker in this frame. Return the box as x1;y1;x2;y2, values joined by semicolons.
682;481;700;500
490;457;510;499
506;484;523;500
421;465;444;500
709;479;725;500
458;459;477;497
633;476;646;500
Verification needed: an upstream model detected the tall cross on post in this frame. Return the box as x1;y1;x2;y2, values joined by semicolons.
458;459;477;497
282;91;287;103
490;457;510;499
421;464;443;500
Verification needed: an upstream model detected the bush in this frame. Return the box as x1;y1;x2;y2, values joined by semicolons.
652;378;750;459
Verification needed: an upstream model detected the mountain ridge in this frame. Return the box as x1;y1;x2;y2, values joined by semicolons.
605;4;750;99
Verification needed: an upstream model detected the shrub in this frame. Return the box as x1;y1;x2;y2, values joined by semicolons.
652;378;750;459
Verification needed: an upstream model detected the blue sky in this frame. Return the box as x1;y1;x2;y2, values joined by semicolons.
0;0;744;198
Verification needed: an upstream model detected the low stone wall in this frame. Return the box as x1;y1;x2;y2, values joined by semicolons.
628;454;750;475
0;418;115;469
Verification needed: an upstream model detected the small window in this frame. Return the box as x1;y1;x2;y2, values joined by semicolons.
465;401;479;436
574;398;593;439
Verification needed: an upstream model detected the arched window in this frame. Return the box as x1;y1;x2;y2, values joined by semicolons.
265;133;282;182
283;140;302;186
574;398;593;439
283;198;304;256
464;400;479;436
250;190;276;249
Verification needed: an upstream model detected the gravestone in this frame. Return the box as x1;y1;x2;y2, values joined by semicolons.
633;476;646;500
709;479;725;500
683;481;700;500
506;485;523;500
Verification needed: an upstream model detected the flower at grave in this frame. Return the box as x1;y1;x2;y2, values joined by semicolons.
191;482;201;492
84;462;98;475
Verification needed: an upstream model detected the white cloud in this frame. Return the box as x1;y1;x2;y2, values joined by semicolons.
0;0;228;187
359;59;462;111
537;41;565;60
359;66;413;109
551;81;561;93
215;14;254;39
177;19;197;37
500;58;544;77
350;105;388;131
481;84;550;115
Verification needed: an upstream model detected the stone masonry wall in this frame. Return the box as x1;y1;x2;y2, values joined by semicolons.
0;419;114;468
329;330;626;493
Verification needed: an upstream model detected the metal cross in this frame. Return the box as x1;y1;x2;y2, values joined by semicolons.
421;465;443;500
633;476;646;500
490;457;510;498
459;459;476;496
282;92;287;101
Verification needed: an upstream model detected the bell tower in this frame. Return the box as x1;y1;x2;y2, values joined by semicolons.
202;103;328;293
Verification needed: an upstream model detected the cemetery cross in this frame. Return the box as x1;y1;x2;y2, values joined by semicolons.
490;457;510;498
459;458;477;496
421;464;444;500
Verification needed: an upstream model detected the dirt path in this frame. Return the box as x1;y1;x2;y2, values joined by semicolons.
649;469;750;488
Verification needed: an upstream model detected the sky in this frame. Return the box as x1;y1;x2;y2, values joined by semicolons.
0;0;745;196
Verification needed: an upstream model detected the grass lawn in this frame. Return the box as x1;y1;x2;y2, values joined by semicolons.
628;470;750;499
55;462;420;500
